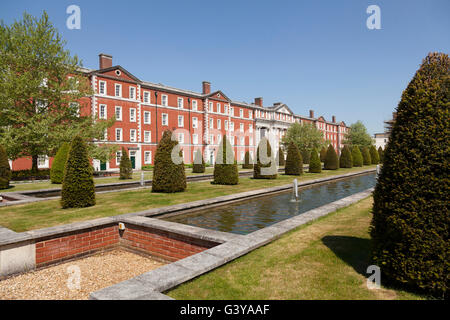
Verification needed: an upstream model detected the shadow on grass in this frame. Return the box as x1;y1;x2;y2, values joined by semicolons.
321;235;371;276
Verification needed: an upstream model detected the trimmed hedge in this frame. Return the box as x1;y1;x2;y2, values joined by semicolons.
370;52;449;297
212;135;239;185
0;145;11;189
320;147;327;162
308;148;322;173
152;130;187;193
61;136;95;208
361;146;372;165
253;138;277;179
377;146;384;163
369;145;380;164
193;149;206;173
277;147;285;166
119;147;133;179
242;151;253;169
352;146;363;167
339;145;353;168
50;143;70;184
11;169;50;181
285;141;303;175
324;144;339;170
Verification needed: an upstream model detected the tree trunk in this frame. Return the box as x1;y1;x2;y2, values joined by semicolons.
32;155;38;172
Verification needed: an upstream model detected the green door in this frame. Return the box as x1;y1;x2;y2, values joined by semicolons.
100;161;107;171
130;153;136;169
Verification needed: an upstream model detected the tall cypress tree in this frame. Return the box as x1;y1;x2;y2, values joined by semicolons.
324;144;339;170
254;138;277;179
152;130;187;193
242;151;253;169
369;145;380;164
377;146;384;163
371;53;449;297
361;146;372;165
285;141;303;175
277;147;285;166
119;147;133;179
339;145;353;168
192;149;206;173
309;148;322;173
0;145;11;189
352;146;363;167
320;147;327;162
61;136;95;208
212;135;239;185
50;142;70;184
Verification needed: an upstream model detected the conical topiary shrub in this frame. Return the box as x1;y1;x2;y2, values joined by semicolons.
192;149;205;173
277;147;285;166
377;146;384;163
309;148;322;173
285;141;303;176
352;146;363;167
50;142;70;184
0;145;11;189
361;146;371;165
212;135;239;185
371;52;449;297
152;130;187;193
339;145;353;168
324;144;339;170
320;147;327;163
301;149;311;164
253;138;277;179
119;147;133;179
61;136;95;208
369;145;380;164
242;151;253;169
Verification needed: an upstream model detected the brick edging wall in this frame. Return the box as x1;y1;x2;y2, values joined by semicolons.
120;224;218;262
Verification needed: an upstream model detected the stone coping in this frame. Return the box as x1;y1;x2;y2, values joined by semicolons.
0;168;375;247
90;187;374;300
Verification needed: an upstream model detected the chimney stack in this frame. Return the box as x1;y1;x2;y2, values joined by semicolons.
309;109;314;118
99;53;113;69
202;81;211;94
254;97;263;107
332;115;336;123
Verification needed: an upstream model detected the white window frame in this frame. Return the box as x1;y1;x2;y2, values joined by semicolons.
161;95;168;106
192;134;198;145
115;84;122;97
129;108;136;122
143;91;150;104
129;87;136;100
240;109;243;118
144;151;152;164
240;123;244;133
178;133;184;144
130;129;137;142
99;81;106;95
208;102;213;112
99;104;107;119
177;97;184;108
162;113;168;126
192;100;198;111
192;117;198;129
249;124;253;133
143;111;151;124
225;120;229;131
144;131;151;143
217;119;221;129
240;136;245;145
115;106;122;121
209;118;213;129
116;151;122;165
230;122;234;132
115;128;123;142
178;115;184;127
217;103;220;113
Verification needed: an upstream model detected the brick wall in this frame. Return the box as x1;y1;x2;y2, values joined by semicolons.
35;225;119;267
120;224;218;262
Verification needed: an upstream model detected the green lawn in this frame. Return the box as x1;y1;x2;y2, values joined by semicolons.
0;166;375;232
166;197;426;300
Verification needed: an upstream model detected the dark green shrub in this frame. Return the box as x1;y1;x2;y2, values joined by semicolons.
361;146;371;165
378;146;384;163
277;147;285;166
119;147;133;179
324;144;338;170
352;146;363;167
308;148;322;173
371;52;449;297
242;151;253;169
0;145;11;189
152;130;187;193
193;149;206;173
339;145;353;168
61;136;95;208
212;135;239;185
50;143;70;184
320;147;327;162
285;142;303;175
141;165;153;171
11;169;50;181
253;138;277;179
301;149;310;164
369;145;380;164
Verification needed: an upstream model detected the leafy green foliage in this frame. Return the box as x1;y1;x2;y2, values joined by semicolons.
285;142;303;175
152;130;186;193
193;150;206;173
0;144;11;189
212;135;239;185
361;147;371;165
119;147;132;179
377;146;384;163
61;136;95;208
50;142;70;184
339;145;353;168
277;147;285;166
343;121;374;148
254;138;277;179
371;52;450;297
242;151;253;169
352;146;363;167
301;149;311;164
308;148;322;173
320;147;327;163
324;144;338;170
369;145;380;164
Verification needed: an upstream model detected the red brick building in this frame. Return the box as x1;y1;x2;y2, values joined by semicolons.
10;53;349;171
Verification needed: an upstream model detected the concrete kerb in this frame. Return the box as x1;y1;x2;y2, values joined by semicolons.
90;186;375;300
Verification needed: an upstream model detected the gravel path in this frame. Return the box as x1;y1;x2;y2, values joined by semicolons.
0;249;165;300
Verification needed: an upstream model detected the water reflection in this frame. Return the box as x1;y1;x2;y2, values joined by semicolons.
164;173;376;235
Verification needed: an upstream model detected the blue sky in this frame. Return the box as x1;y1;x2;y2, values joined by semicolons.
1;0;449;134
